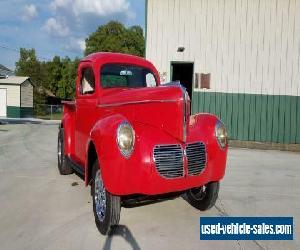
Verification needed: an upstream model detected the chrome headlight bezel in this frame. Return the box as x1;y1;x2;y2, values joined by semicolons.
117;121;135;158
215;120;228;149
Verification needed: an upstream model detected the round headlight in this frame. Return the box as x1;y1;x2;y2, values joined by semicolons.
215;120;228;149
117;122;135;157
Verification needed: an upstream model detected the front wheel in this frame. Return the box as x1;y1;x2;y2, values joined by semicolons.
92;160;121;235
186;181;219;211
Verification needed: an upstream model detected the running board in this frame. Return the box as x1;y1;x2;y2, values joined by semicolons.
66;157;85;178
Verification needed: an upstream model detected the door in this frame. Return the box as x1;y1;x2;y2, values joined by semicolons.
0;88;7;117
75;65;98;165
171;62;194;100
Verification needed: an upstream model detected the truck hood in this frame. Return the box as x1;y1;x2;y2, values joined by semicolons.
99;85;189;142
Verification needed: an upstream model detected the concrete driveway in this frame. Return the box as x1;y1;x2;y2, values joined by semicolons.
0;121;299;250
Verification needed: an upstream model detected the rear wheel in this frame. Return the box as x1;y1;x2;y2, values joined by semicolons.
91;160;121;235
186;182;219;211
57;128;73;175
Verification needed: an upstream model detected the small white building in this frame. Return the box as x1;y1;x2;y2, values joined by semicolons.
0;76;33;118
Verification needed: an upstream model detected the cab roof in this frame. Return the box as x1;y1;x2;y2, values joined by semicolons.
81;52;156;71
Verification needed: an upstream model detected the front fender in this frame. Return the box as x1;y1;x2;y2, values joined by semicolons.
188;113;220;142
86;117;158;195
188;113;228;181
85;114;128;188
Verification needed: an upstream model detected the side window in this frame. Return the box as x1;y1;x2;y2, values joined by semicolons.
80;67;95;95
145;72;156;87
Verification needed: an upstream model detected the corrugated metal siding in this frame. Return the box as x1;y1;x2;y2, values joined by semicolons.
192;92;300;143
146;0;300;143
146;0;300;96
0;85;20;107
21;80;33;108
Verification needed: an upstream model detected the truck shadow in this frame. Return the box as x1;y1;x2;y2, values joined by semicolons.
103;225;140;250
0;119;41;124
0;119;60;125
121;192;182;208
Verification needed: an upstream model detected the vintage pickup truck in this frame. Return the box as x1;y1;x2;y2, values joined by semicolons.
58;52;228;235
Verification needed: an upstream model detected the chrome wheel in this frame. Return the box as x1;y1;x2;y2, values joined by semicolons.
57;129;73;175
94;170;106;222
92;161;121;235
189;185;207;201
57;134;62;165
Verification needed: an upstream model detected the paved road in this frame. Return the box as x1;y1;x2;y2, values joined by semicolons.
0;122;299;250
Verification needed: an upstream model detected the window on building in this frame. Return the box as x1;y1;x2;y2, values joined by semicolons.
195;73;211;89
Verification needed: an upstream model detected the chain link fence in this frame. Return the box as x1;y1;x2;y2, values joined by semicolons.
34;104;63;120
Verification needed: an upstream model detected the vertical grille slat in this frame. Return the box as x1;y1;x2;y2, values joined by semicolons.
186;142;206;176
153;145;183;178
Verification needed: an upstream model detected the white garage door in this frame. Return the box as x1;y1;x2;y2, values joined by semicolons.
0;88;7;117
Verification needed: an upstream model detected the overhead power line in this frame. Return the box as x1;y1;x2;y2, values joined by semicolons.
0;44;50;61
0;43;83;61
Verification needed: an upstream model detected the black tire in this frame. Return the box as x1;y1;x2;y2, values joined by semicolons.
91;160;121;235
186;182;219;211
57;128;73;175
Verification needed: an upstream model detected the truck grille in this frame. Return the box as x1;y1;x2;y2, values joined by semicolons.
186;142;206;175
153;142;207;178
153;145;184;178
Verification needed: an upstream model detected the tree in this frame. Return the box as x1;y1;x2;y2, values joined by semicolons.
44;56;62;95
85;21;145;57
15;48;46;114
15;48;41;85
57;57;80;99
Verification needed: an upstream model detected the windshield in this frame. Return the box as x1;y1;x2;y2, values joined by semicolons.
100;64;157;88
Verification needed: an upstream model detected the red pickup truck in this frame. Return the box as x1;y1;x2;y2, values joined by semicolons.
58;52;228;235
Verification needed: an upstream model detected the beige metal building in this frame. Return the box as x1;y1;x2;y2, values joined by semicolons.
0;76;33;118
145;0;300;144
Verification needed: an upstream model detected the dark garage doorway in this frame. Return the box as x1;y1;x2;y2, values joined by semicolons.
171;62;194;100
